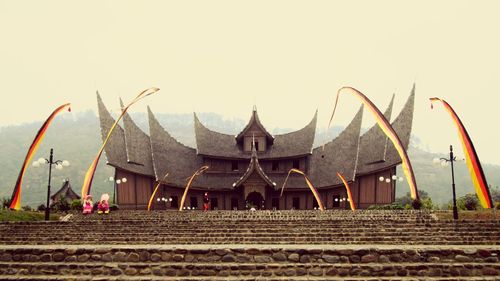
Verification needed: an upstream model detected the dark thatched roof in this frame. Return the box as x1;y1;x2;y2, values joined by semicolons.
235;108;274;144
233;145;276;188
355;94;394;174
194;110;317;159
51;180;80;201
120;99;155;175
148;106;203;186
355;85;415;175
378;85;415;170
97;92;154;177
307;106;364;187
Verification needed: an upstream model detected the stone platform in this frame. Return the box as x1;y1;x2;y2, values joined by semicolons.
0;210;498;280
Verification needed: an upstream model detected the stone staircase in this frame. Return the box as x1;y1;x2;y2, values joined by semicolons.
0;210;498;280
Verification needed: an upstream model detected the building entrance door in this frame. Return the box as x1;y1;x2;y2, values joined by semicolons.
246;191;264;209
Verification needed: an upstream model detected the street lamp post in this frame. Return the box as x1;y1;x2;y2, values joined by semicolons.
433;145;459;220
32;148;69;221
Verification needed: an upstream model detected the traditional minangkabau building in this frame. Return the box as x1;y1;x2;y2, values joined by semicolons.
50;179;80;206
97;87;415;210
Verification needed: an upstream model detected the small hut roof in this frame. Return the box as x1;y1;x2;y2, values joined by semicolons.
50;179;80;201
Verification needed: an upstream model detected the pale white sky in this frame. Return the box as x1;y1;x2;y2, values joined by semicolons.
0;1;499;164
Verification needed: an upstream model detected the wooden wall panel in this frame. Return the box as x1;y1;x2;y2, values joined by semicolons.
359;174;375;204
376;182;392;204
375;170;393;204
136;176;153;209
350;181;360;209
116;170;136;209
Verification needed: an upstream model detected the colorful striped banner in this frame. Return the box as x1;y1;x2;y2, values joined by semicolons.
10;103;71;210
179;166;209;211
430;98;493;208
81;87;159;199
337;172;356;210
280;168;325;211
328;87;419;200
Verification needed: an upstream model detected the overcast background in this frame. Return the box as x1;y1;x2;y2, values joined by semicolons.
1;0;499;164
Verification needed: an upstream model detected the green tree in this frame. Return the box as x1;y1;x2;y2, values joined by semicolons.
396;190;432;209
452;193;479;210
70;199;82;211
1;197;12;210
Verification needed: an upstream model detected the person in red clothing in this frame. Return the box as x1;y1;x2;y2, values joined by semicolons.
203;192;210;211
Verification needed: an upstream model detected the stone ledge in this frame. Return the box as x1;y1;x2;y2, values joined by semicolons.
0;275;498;281
0;246;498;265
0;262;498;277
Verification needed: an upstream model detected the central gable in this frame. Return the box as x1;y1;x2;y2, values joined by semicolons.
235;108;274;152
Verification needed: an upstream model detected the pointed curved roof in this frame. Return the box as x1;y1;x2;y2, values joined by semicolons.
235;108;274;144
96;92;154;177
305;105;364;188
148;106;202;185
383;84;415;166
233;143;275;188
194;111;317;159
266;110;317;158
51;179;80;201
194;113;240;157
356;85;416;175
355;94;395;174
120;99;154;174
149;107;243;189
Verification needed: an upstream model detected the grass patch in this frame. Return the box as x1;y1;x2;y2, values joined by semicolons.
0;209;59;222
436;210;499;220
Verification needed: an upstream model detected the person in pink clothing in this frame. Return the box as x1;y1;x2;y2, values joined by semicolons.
82;195;93;215
98;193;110;214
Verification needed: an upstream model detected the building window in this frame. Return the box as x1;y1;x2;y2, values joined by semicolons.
171;196;179;208
332;195;340;208
190;196;198;209
272;161;279;171
272;198;280;210
231;161;238;171
231;198;238;210
293;159;300;169
211;198;219;210
292;197;300;210
255;141;259;151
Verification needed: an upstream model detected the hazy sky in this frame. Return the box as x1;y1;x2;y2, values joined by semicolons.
1;1;499;164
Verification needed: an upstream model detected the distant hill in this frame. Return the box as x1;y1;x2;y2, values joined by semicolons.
0;111;498;207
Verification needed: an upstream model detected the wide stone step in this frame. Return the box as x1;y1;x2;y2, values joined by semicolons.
4;223;499;228
2;239;497;246
1;231;497;243
0;276;497;281
2;245;498;264
1;262;499;278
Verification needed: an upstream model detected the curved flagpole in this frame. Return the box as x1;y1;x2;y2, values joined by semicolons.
179;166;209;211
9;103;71;210
337;172;356;210
280;168;325;211
147;173;169;211
81;87;159;199
327;87;419;200
430;98;493;208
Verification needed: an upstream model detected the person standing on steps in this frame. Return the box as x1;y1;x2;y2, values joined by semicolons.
203;192;210;211
82;195;93;215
